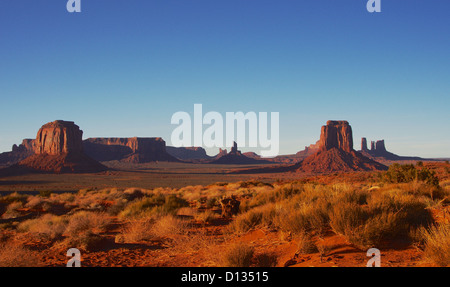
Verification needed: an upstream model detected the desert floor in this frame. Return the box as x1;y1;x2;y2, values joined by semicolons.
0;161;449;267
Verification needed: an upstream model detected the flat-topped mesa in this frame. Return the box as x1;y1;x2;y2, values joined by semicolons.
85;137;166;153
83;137;177;163
34;120;83;155
318;120;353;153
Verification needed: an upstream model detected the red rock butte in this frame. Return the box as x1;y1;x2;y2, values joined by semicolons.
17;120;107;173
298;120;387;173
319;120;353;153
34;120;84;155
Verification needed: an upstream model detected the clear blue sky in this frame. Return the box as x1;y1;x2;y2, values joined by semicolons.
0;0;449;157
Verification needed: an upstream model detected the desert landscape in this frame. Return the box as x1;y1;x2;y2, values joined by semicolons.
1;1;449;273
0;120;449;267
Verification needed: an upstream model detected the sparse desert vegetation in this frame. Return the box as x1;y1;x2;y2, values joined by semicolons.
0;162;449;267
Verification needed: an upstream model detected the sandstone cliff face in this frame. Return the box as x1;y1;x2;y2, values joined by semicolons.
83;137;178;163
318;120;353;153
34;121;83;155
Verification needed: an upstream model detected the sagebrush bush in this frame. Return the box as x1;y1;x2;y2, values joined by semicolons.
382;163;439;186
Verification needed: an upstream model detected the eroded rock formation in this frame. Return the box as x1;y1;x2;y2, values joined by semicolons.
359;138;425;162
210;142;271;165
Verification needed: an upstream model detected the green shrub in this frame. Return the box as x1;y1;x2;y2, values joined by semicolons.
382;164;439;186
119;194;188;218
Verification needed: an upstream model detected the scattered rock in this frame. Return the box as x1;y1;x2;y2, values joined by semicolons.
220;196;240;218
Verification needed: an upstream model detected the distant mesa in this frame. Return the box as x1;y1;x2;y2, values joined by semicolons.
0;139;34;166
296;141;320;158
166;146;212;161
297;121;387;173
214;148;228;159
359;137;426;161
83;137;178;163
210;142;272;165
15;120;107;174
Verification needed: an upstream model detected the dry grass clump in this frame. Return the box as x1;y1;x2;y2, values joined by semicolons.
254;253;278;267
2;201;24;219
116;219;155;243
222;242;255;267
194;210;220;224
25;196;47;210
296;232;318;254
65;211;112;235
239;183;299;212
227;203;278;234
274;199;330;235
421;224;450;266
330;191;433;249
18;214;68;240
60;211;111;251
62;230;106;252
0;242;42;267
152;215;189;239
